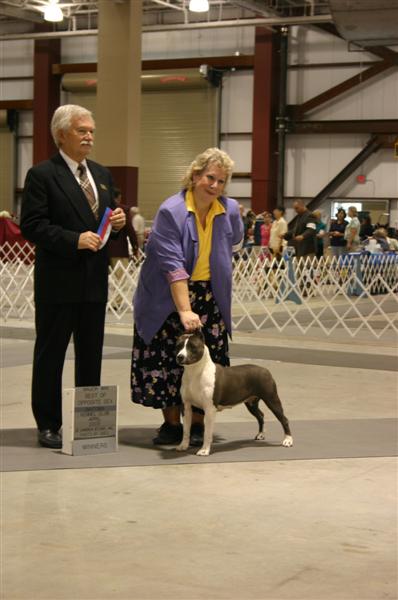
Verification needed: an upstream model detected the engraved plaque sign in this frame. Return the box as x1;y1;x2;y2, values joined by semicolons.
62;385;118;455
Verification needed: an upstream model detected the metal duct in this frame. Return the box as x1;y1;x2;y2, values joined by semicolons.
62;69;212;93
330;0;398;47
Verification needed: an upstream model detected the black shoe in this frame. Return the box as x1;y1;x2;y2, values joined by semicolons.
38;429;62;449
153;422;183;446
190;423;204;447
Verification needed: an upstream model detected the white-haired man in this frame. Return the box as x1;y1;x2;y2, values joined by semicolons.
21;104;126;449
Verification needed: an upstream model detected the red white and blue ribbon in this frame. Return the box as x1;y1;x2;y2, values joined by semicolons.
97;207;113;249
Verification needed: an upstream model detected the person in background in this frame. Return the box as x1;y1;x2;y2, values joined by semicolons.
260;212;272;248
384;230;398;251
244;210;256;247
382;228;398;251
269;206;287;257
108;188;138;265
131;148;243;447
359;215;374;241
254;212;265;245
283;200;317;258
344;206;361;252
313;210;327;258
20;104;126;449
329;208;347;258
363;228;392;252
131;206;146;250
107;188;138;308
239;204;249;244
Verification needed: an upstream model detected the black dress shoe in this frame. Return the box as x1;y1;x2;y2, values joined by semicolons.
38;429;62;449
190;423;204;447
153;422;183;446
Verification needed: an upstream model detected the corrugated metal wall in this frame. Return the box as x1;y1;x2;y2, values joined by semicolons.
64;84;218;219
139;87;217;218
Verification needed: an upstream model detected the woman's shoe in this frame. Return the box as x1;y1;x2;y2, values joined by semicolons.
190;423;204;447
153;422;183;445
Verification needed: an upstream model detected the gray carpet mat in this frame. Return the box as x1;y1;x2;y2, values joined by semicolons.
1;419;397;472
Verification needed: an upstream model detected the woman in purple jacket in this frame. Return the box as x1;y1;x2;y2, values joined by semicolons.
131;148;244;446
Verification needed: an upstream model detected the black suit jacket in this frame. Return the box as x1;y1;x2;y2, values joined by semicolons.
21;153;116;303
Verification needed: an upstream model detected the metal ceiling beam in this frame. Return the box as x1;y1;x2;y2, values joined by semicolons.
150;0;186;11
306;135;383;213
291;120;398;135
0;3;43;23
315;23;398;63
0;13;333;40
0;99;34;109
229;0;275;16
291;58;398;119
51;54;254;75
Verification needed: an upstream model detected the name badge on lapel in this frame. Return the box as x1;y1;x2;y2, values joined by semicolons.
100;183;108;191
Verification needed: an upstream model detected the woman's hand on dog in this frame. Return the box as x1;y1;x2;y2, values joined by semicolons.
179;310;202;332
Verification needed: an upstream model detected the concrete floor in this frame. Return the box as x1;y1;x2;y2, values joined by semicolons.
1;327;397;600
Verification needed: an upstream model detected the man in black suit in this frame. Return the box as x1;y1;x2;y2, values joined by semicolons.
21;104;126;449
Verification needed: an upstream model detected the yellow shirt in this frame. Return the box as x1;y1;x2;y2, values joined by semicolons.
185;189;225;281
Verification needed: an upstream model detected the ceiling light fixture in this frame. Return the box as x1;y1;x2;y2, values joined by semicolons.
44;0;64;23
189;0;209;13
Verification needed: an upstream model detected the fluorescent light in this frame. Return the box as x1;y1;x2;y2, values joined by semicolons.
44;1;64;22
189;0;209;12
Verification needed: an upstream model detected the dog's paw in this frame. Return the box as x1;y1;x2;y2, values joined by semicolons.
282;435;293;447
196;447;210;456
175;443;189;452
255;432;265;440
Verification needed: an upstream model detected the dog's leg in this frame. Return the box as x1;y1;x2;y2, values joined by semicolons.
175;401;192;452
262;384;293;447
244;399;265;440
196;406;217;456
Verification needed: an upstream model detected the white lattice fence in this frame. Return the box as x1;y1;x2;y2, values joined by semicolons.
230;249;398;338
1;243;397;338
1;243;35;321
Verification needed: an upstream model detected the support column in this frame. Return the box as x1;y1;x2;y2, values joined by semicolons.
95;0;142;207
33;39;60;164
251;28;280;215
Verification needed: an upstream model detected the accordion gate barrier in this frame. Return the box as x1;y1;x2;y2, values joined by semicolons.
1;243;397;340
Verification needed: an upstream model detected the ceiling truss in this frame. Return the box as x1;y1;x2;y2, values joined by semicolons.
0;0;332;32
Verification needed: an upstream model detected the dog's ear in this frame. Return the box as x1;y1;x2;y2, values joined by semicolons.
194;327;204;340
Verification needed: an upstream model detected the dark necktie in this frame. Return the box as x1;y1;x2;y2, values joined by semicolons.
77;163;98;218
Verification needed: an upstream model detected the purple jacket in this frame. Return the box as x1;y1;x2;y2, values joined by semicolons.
134;190;243;344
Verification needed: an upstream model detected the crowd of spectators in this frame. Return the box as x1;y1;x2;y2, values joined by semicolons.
239;202;398;257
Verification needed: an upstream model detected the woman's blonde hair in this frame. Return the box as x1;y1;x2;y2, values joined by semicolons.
182;147;234;190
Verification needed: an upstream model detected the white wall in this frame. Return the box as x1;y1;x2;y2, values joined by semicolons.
0;39;34;100
142;26;255;60
220;69;253;199
286;26;398;203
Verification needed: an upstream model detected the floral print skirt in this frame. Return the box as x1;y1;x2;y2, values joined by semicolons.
131;280;229;409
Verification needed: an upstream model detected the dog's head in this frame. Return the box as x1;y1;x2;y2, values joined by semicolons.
176;329;205;366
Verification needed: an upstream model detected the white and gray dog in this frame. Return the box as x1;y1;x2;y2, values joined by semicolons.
175;330;293;456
